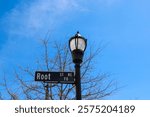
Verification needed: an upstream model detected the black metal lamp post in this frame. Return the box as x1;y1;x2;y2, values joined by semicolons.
69;31;87;100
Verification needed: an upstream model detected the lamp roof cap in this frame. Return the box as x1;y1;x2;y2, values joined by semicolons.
75;31;81;37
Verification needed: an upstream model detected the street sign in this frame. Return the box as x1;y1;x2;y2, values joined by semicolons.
35;71;75;84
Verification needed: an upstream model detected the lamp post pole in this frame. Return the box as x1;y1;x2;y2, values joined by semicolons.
75;63;81;100
69;31;87;100
45;83;49;100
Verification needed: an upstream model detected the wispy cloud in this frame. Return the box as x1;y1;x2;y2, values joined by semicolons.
0;0;121;73
1;0;121;40
1;0;80;39
0;0;82;73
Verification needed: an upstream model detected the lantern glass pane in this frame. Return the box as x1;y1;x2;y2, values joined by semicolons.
70;39;76;51
77;38;86;51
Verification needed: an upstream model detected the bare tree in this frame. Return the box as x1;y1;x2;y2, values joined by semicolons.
0;39;117;100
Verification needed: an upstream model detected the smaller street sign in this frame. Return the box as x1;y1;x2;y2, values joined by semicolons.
35;71;75;84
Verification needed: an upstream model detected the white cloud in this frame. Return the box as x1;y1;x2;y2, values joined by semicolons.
0;0;82;72
0;0;122;72
1;0;121;39
1;0;80;39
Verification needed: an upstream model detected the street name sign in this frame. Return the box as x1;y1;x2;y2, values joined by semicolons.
35;71;75;84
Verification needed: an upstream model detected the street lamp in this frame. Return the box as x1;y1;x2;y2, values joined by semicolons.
69;31;87;100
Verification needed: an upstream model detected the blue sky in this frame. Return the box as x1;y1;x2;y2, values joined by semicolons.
0;0;150;99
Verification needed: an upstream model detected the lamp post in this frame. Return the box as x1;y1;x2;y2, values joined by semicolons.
69;31;87;100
